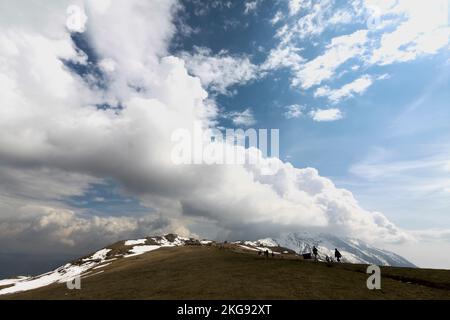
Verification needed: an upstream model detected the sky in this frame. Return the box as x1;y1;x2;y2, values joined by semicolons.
0;0;449;274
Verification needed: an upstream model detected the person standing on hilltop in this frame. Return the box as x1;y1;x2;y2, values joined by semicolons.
334;248;342;262
312;246;318;261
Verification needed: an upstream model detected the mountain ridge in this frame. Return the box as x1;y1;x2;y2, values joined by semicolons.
0;232;415;296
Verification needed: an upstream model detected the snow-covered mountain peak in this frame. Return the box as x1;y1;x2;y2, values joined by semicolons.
256;232;415;268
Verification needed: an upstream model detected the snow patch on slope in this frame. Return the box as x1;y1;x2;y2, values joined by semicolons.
124;239;147;246
83;249;111;261
124;245;160;257
0;262;96;295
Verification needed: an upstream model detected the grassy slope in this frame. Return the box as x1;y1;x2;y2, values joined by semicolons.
2;245;450;300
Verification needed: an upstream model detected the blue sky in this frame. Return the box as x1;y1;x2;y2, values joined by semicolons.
172;0;450;233
73;0;450;231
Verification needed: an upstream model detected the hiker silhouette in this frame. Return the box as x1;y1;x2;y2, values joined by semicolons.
312;246;318;261
334;248;342;262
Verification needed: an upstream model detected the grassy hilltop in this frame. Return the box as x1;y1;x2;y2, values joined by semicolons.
1;244;449;300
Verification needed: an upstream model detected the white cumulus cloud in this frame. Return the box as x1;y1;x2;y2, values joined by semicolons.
284;105;305;119
315;74;377;103
310;108;344;122
180;46;259;95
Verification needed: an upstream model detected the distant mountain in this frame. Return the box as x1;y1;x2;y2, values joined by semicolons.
0;253;79;279
242;232;416;268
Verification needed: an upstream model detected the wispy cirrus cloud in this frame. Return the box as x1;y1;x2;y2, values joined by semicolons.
227;108;257;126
244;0;261;15
270;11;284;25
315;74;374;103
314;74;389;103
283;104;304;119
264;0;450;95
294;30;369;89
288;0;302;16
261;44;305;72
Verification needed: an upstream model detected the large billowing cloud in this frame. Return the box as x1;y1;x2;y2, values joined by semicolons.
0;0;412;254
